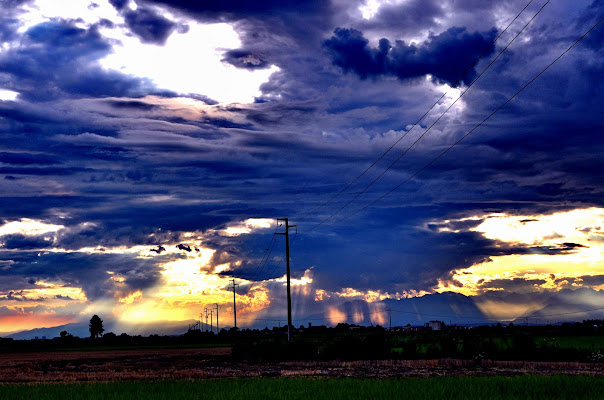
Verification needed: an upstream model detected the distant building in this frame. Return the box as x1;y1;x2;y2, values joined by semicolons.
425;321;445;331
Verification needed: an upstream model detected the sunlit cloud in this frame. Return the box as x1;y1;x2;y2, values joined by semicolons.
100;20;278;104
433;208;604;297
0;89;19;101
0;218;64;237
474;208;604;246
222;218;276;236
16;1;278;104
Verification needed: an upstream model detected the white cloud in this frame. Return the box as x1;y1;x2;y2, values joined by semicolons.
100;21;278;104
0;89;19;101
0;218;64;237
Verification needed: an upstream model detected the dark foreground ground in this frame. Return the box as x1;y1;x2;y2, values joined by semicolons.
2;346;604;383
4;376;604;400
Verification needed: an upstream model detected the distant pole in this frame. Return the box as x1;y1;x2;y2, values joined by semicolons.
210;309;214;333
215;304;219;333
229;279;239;329
276;218;296;342
200;312;204;332
205;308;209;332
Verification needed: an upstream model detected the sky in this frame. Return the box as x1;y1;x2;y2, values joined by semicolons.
0;0;603;335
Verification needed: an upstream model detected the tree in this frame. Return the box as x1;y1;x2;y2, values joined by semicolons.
89;315;105;339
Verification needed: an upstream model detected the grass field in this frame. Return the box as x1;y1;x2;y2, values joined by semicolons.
2;376;604;400
535;335;604;352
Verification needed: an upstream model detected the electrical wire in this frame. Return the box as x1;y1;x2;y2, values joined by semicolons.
307;0;552;233
298;0;537;222
331;14;604;226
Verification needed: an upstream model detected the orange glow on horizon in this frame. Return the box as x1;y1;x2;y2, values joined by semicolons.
0;314;77;335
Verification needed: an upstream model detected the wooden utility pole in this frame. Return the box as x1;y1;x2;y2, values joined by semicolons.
229;279;239;329
210;309;213;333
276;218;296;342
204;308;209;332
215;304;219;333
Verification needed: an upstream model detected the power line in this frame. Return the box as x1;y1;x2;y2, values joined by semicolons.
298;0;536;222
307;0;551;233
246;233;277;284
241;222;279;287
262;231;298;281
236;231;297;301
330;14;603;226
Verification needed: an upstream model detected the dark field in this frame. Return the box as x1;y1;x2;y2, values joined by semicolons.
3;376;604;400
1;346;604;383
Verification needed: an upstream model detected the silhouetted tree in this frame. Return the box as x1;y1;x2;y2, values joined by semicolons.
89;315;104;339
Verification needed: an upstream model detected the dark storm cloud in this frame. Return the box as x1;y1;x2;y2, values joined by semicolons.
140;0;327;21
478;278;548;293
0;152;60;165
0;20;154;101
105;100;159;111
0;234;54;249
0;0;602;315
222;49;271;70
123;7;177;45
0;166;91;176
0;251;171;300
176;243;192;252
0;17;20;43
0;290;45;302
358;0;443;33
108;0;128;11
323;26;497;86
573;275;604;287
0;0;32;51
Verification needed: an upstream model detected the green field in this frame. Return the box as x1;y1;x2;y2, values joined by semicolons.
2;376;604;400
535;335;604;351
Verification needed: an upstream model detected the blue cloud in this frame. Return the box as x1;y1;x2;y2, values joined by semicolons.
324;26;498;86
123;7;177;45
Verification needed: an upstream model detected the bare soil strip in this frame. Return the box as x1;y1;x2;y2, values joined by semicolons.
1;348;604;383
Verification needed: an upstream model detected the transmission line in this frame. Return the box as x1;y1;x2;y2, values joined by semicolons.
298;0;536;222
307;0;551;233
330;14;604;226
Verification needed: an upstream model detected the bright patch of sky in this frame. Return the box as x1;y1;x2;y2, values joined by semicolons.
0;89;19;101
359;0;404;20
0;218;64;236
18;0;278;104
434;208;604;298
100;22;278;104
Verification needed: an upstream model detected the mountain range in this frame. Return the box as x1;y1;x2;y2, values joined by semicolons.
4;288;604;339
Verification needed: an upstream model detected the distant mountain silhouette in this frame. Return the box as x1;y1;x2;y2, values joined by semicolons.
301;292;491;327
6;319;198;340
521;288;604;324
5;288;604;339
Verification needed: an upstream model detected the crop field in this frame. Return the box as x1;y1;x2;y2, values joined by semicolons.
2;346;604;384
2;376;604;400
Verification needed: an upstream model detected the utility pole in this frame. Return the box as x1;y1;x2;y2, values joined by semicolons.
229;279;239;329
210;309;214;333
389;308;392;332
200;312;204;332
205;308;209;332
276;218;296;342
215;304;219;334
